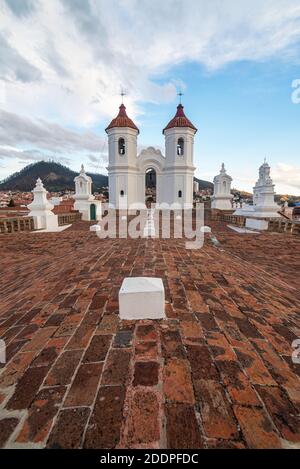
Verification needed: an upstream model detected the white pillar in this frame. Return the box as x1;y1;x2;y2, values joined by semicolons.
211;163;233;210
27;178;59;231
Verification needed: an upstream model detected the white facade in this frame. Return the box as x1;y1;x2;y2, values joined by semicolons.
211;163;233;210
27;178;59;231
106;103;197;209
74;165;102;221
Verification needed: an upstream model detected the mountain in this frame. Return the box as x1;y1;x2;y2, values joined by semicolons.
194;176;214;191
0;161;108;192
0;160;214;193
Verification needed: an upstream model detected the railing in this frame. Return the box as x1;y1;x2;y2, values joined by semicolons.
210;209;300;235
210;210;246;227
58;212;82;226
268;219;300;234
0;216;35;233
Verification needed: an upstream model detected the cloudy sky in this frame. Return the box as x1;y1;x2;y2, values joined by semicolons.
0;0;300;194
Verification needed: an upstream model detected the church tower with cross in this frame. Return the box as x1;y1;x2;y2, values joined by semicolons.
105;92;197;208
162;93;197;206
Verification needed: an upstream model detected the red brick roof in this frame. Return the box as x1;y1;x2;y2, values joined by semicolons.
163;104;197;133
0;218;300;448
105;104;139;134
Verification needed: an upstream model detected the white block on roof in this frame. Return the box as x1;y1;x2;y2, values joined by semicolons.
90;224;101;232
246;218;268;231
200;225;211;233
119;277;165;320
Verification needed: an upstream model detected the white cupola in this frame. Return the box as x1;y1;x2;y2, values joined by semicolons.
211;163;233;210
74;164;94;201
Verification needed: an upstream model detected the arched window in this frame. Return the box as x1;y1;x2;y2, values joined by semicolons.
177;138;184;156
118;138;125;155
223;181;227;192
120;190;124;197
178;190;182;198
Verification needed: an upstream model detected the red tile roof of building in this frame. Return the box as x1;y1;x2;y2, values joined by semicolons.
105;104;139;134
163;104;197;133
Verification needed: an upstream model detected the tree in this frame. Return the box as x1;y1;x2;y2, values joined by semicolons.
8;198;15;207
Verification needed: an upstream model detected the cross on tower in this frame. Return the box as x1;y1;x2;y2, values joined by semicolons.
120;87;127;103
177;90;184;104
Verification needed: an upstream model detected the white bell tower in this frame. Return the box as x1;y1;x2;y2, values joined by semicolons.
162;102;197;207
106;103;139;208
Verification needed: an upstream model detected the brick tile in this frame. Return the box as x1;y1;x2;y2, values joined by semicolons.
113;330;133;348
54;322;77;337
126;389;160;446
163;358;194;404
0;418;19;448
9;324;37;342
194;379;239;440
84;386;125;449
256;385;300;442
135;341;158;360
186;344;219;380
216;360;260;406
196;312;218;331
66;324;95;350
83;334;112;363
133;362;159;387
16;387;66;443
64;362;103;407
206;439;246;449
136;324;157;341
165;403;204;449
96;314;119;334
0;351;36;387
7;365;50;410
3;339;28;363
30;337;67;368
235;318;263;339
160;329;186;359
90;294;107;310
234;405;282;448
235;348;275;386
186;290;208;312
207;331;237;361
44;350;82;386
180;319;203;339
21;326;57;352
102;349;131;385
47;407;90;449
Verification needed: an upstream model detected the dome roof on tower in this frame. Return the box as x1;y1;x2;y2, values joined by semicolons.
105;104;139;134
163;104;197;134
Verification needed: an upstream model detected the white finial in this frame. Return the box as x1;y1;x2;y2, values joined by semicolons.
80;164;85;173
35;178;44;190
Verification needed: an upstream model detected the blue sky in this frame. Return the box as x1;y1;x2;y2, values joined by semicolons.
0;0;300;194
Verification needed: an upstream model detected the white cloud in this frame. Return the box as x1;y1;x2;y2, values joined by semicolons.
272;162;300;194
0;0;300;126
0;0;300;187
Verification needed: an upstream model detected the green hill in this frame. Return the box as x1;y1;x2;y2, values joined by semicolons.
0;160;214;193
0;161;108;192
